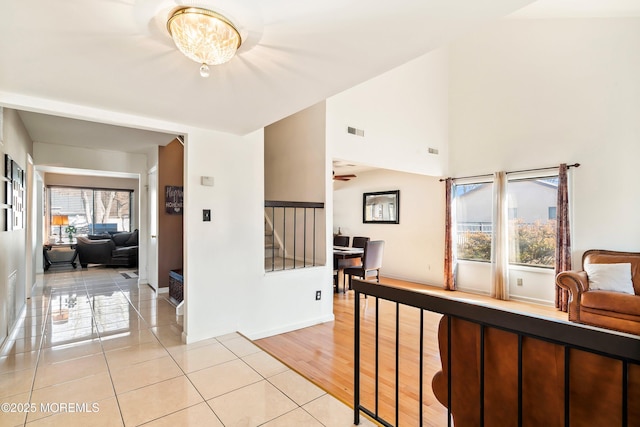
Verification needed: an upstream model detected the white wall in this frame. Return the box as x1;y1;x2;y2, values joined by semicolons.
265;102;326;202
0;108;32;345
328;48;449;176
183;126;335;342
333;169;445;285
183;127;264;341
326;47;450;291
449;17;640;302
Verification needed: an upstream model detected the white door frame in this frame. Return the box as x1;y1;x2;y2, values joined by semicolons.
147;166;159;291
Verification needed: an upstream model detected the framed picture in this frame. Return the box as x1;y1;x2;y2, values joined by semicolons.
4;207;11;231
0;106;3;147
165;185;183;214
12;161;20;182
363;190;400;224
4;154;11;179
4;177;11;206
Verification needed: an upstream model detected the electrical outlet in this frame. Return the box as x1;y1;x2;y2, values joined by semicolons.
517;278;523;286
315;290;321;300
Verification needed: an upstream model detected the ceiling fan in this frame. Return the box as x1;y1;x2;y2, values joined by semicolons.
333;171;357;181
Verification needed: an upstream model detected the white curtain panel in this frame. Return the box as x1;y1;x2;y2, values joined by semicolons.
491;171;509;300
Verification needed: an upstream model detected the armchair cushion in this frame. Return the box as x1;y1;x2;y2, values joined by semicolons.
582;291;640;315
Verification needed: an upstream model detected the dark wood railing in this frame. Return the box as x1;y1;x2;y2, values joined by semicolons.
352;279;640;426
264;201;324;272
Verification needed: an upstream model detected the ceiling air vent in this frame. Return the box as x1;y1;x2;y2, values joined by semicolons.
347;126;365;137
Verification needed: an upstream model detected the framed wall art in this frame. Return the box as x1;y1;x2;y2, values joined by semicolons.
363;190;400;224
2;154;24;231
165;185;183;215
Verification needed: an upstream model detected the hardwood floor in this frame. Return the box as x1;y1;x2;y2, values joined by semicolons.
255;277;567;426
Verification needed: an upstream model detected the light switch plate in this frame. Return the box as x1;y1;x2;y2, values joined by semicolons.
203;209;211;221
201;176;214;186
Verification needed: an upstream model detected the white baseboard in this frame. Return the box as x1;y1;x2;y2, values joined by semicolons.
380;273;442;288
509;295;554;307
243;313;335;341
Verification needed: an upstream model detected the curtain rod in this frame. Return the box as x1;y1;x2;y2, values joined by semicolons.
439;163;580;182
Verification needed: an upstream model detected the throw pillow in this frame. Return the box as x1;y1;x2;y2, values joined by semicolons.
124;229;138;247
112;232;132;246
584;263;635;294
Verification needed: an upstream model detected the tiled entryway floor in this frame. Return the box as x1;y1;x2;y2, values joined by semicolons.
0;267;374;426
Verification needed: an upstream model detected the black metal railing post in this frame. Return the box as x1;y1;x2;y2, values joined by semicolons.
447;315;452;427
419;310;424;426
282;207;286;269
271;206;275;271
479;324;485;427
354;288;361;425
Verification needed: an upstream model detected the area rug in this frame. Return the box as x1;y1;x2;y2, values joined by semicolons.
119;270;139;279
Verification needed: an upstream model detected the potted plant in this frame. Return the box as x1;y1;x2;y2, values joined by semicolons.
65;225;77;243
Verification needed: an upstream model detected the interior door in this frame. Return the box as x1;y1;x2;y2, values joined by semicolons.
147;166;158;291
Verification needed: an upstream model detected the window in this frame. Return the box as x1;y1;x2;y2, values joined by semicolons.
454;182;493;262
453;175;559;268
48;187;133;240
507;176;558;268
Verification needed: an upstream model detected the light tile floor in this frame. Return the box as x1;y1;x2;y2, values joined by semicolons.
0;267;375;427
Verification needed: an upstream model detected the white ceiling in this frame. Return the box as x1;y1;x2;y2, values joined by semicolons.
18;111;178;153
2;0;639;154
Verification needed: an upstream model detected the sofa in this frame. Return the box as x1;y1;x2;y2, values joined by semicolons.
556;249;640;335
76;229;138;268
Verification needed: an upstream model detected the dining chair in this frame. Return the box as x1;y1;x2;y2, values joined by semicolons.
338;236;370;284
333;235;350;247
333;234;350;274
352;236;369;249
344;240;384;291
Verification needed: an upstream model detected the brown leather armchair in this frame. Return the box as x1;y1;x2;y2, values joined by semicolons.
556;249;640;335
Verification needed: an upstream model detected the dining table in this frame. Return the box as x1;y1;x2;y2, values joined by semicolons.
333;245;364;293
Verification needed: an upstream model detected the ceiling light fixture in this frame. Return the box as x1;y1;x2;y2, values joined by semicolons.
167;6;242;78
